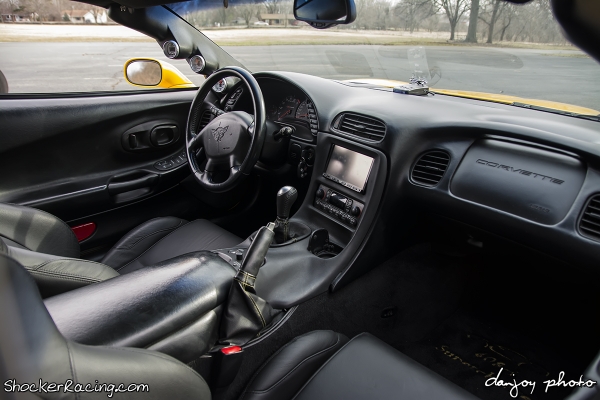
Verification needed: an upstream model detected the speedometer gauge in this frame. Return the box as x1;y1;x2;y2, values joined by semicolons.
295;100;309;120
212;78;227;93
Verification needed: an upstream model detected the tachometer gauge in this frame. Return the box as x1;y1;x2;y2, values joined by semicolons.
212;78;227;93
276;95;299;120
295;100;309;120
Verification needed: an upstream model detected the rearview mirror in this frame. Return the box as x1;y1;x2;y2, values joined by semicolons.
124;58;195;89
293;0;356;29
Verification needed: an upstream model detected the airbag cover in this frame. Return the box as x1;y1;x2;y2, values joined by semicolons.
450;139;585;225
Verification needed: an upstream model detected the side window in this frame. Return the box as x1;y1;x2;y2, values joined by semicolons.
0;6;205;94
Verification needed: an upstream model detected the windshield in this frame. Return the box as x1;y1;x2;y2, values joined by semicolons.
167;0;600;113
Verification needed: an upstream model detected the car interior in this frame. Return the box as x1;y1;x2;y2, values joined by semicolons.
1;0;599;399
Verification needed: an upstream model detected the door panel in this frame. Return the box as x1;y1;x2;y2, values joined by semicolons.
0;89;202;255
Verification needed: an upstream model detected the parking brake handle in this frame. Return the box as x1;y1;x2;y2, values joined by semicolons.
220;222;278;346
235;222;275;289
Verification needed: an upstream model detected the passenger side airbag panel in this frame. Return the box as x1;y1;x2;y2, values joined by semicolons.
450;139;586;224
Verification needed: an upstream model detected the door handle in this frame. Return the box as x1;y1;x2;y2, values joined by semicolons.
108;173;159;195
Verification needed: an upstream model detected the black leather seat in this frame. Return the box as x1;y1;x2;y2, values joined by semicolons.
241;330;479;400
1;242;478;399
0;202;241;296
0;243;211;400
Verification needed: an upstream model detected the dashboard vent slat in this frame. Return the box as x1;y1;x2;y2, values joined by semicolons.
335;113;386;142
579;195;600;242
410;151;450;187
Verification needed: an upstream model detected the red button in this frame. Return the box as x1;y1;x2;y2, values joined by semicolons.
221;345;242;355
71;223;96;242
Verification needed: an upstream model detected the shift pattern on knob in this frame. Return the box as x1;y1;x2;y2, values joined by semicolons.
276;186;298;219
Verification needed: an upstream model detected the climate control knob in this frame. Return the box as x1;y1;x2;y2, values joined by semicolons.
351;206;361;216
316;188;325;199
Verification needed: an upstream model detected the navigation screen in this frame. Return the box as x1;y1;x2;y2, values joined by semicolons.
324;145;374;192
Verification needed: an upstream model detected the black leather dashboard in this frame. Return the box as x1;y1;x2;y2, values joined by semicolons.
250;71;600;276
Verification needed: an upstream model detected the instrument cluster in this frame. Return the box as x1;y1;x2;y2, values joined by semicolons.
223;77;319;141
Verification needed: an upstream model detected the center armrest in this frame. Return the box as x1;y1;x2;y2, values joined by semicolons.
44;251;235;363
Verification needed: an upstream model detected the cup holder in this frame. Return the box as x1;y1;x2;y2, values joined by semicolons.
307;229;343;259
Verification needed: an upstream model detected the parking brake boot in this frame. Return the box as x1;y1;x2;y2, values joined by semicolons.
220;222;278;345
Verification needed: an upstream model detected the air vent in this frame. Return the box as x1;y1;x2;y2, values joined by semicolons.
335;113;386;141
199;110;213;130
411;151;450;187
579;195;600;242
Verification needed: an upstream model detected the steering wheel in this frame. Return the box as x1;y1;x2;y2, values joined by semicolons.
186;67;266;193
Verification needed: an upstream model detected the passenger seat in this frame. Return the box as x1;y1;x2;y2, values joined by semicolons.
241;330;478;400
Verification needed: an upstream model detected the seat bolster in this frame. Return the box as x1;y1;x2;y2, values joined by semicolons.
294;333;479;400
0;202;79;257
70;342;211;400
101;216;188;269
116;219;242;274
241;330;349;400
25;258;119;298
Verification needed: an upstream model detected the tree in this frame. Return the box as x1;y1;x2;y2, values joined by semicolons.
262;0;281;14
433;0;470;40
478;0;508;43
464;0;479;42
236;2;260;27
394;0;435;33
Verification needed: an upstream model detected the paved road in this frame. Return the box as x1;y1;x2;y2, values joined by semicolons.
1;42;600;111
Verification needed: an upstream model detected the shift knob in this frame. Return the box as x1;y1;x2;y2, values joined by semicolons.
276;186;298;219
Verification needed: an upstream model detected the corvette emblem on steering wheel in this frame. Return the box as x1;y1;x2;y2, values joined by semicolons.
211;122;229;142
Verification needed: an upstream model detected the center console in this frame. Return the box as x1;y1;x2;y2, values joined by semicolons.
225;133;388;309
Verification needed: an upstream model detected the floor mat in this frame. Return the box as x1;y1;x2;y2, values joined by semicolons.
399;311;582;400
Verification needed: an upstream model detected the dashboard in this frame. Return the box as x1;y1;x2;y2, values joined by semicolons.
213;70;600;276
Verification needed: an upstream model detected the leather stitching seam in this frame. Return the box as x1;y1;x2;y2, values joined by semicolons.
116;219;186;250
291;333;366;400
240;331;337;400
25;266;104;283
66;342;81;400
110;346;209;387
244;288;266;327
6;203;80;255
246;334;342;395
116;220;194;271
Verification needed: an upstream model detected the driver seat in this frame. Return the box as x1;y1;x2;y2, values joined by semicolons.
0;202;242;297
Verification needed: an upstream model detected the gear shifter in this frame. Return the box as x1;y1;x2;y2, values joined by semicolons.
274;186;298;243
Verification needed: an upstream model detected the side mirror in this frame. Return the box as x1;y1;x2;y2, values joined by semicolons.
293;0;356;29
124;58;195;89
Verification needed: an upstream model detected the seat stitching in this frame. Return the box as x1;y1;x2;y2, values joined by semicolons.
27;258;111;271
25;268;103;283
245;334;342;395
240;331;337;400
6;202;80;254
66;342;80;400
291;333;367;400
107;346;209;385
117;219;186;249
116;220;194;271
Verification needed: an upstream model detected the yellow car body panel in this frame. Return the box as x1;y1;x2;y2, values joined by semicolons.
345;78;600;117
124;58;196;89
